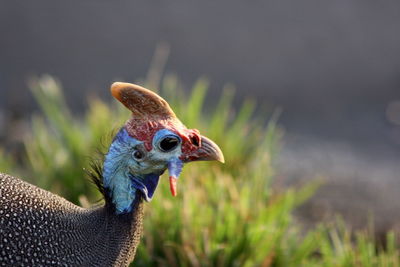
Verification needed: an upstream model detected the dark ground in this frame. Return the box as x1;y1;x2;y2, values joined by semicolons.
1;0;400;232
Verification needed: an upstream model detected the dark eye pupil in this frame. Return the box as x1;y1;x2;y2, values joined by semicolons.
159;137;179;152
133;150;144;160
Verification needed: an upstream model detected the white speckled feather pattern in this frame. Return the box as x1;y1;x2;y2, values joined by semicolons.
0;173;144;266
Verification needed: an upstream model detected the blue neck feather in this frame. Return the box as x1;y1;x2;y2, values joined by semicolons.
103;128;139;213
103;128;161;214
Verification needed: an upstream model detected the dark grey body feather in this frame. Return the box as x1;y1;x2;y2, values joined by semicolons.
0;173;144;266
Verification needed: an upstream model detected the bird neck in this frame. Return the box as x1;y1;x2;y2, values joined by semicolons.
102;128;140;214
105;169;138;214
110;198;145;265
82;197;145;265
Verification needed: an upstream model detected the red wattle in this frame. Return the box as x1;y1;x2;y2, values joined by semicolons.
169;176;178;197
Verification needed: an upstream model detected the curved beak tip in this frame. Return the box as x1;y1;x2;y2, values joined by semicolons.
218;154;225;164
190;136;225;164
214;146;225;164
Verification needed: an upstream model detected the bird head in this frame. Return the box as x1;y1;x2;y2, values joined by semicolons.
103;82;224;213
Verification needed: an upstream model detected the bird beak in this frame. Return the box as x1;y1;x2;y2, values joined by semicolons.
168;135;224;197
182;136;225;163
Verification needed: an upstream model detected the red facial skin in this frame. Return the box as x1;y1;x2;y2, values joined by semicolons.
124;116;201;161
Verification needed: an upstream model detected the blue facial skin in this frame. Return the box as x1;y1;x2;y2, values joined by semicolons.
103;127;184;214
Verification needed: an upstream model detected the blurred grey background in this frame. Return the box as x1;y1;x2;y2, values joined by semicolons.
1;1;400;233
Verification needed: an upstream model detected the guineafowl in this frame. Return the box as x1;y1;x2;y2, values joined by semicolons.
0;82;224;266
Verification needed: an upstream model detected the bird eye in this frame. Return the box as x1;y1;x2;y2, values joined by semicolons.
159;136;180;152
132;150;144;161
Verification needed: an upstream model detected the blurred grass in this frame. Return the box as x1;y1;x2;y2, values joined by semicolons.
0;74;398;266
